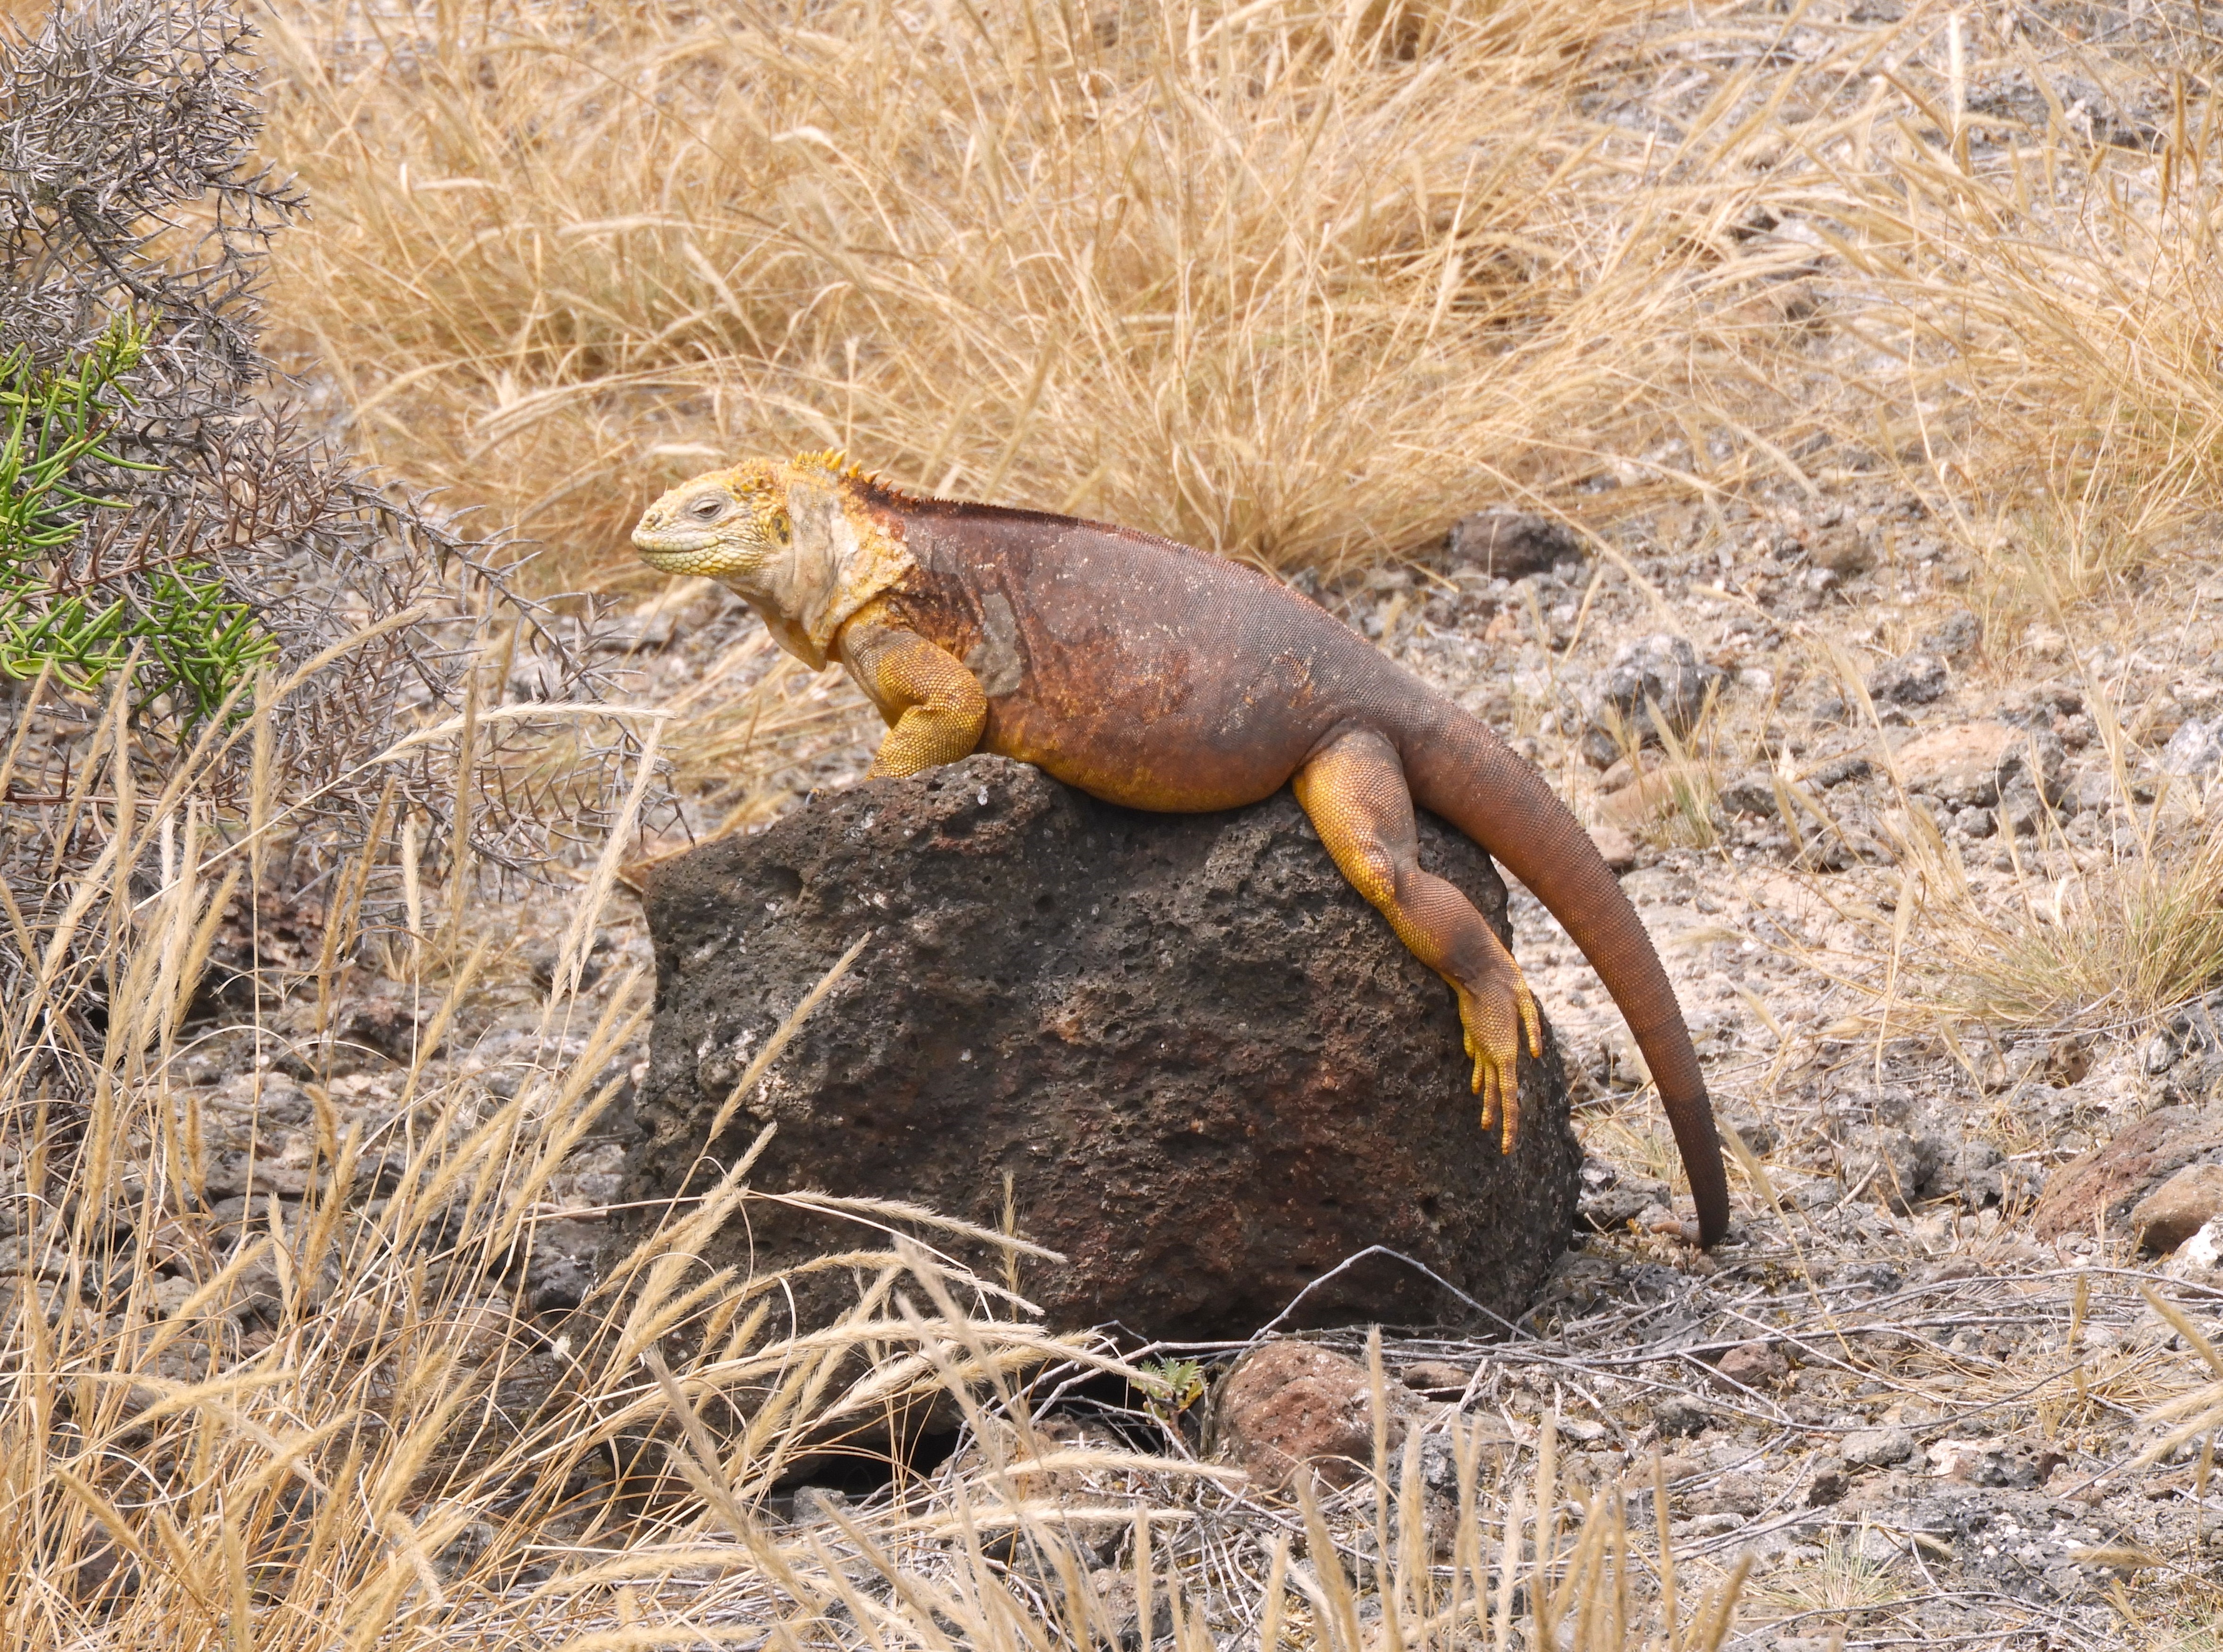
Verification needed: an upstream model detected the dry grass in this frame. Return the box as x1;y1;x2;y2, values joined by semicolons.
253;0;1840;589
10;669;2222;1645
1896;801;2223;1038
249;0;2223;607
1818;51;2223;594
0;670;1801;1652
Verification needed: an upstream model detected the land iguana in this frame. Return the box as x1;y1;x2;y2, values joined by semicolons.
632;451;1730;1244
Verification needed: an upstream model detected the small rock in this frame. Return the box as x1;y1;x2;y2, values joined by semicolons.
1895;721;2063;808
147;1274;198;1318
1807;753;1872;788
1594;761;1713;831
1447;510;1585;579
1579;1162;1670;1233
1998;790;2045;837
1591;824;1639;872
792;1486;852;1524
431;1514;497;1581
527;935;610;995
1216;1342;1390;1493
1717;1107;1777;1155
1813;536;1876;578
1806;1457;1848;1506
2176;1218;2223;1272
524;1218;599;1312
1587;634;1724;759
1087;1566;1173;1650
1788;1174;1844;1210
1654;1395;1715;1438
2159;718;2223;779
1847;1260;1905;1295
1844;1427;1916;1468
1866;652;1948;706
1838;1125;1941;1213
1930;1138;2008;1211
1693;1472;1764;1516
1712;1340;1788;1391
2031;1105;2223;1239
1681;1512;1749;1538
2060;768;2117;814
333;987;436;1065
1595;751;1660;792
2131;1163;2223;1254
1716;770;1779;818
1919;608;1981;660
1399;1360;1475;1399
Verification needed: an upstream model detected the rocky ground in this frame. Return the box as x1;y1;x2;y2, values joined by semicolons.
111;459;2223;1646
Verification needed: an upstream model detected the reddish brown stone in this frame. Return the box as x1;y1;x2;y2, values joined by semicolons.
1215;1342;1388;1492
1712;1340;1788;1391
2030;1106;2223;1240
613;755;1580;1340
2131;1163;2223;1254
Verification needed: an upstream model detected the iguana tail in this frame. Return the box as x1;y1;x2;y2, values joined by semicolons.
1403;708;1730;1246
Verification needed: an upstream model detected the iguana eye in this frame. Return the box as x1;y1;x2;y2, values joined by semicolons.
690;494;726;521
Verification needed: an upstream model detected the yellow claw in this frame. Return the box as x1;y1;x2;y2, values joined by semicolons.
1459;964;1543;1155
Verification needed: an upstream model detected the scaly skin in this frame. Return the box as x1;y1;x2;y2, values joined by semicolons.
634;451;1730;1245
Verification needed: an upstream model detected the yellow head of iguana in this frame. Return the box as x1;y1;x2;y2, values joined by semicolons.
631;450;913;671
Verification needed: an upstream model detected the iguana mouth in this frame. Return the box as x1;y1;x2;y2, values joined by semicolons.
632;529;716;566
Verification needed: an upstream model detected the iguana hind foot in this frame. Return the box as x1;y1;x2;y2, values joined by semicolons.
1293;726;1542;1152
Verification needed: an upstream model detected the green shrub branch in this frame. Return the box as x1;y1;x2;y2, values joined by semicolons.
0;319;276;716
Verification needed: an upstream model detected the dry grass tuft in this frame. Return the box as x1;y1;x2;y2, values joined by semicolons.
1784;669;2223;1045
0;669;1788;1652
1825;76;2223;592
1899;802;2223;1037
255;0;1828;588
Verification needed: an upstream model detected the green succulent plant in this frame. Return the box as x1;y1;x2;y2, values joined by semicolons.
0;318;276;718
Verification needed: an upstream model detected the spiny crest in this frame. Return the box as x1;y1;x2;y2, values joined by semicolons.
782;447;926;508
788;448;872;487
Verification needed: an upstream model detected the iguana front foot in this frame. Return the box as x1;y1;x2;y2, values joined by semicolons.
1457;959;1543;1154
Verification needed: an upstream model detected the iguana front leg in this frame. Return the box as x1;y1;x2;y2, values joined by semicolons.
1294;726;1543;1151
836;598;989;777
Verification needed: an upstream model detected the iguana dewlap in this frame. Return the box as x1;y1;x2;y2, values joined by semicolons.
633;451;1729;1244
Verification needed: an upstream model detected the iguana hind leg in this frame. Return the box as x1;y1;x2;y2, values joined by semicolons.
1293;726;1543;1151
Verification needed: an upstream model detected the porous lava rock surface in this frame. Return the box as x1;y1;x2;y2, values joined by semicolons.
613;754;1579;1340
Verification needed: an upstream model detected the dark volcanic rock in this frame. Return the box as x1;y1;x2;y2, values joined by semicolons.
614;754;1579;1340
1446;509;1585;579
1583;633;1726;767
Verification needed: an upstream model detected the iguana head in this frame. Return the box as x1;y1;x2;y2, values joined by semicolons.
631;459;788;579
631;451;914;670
